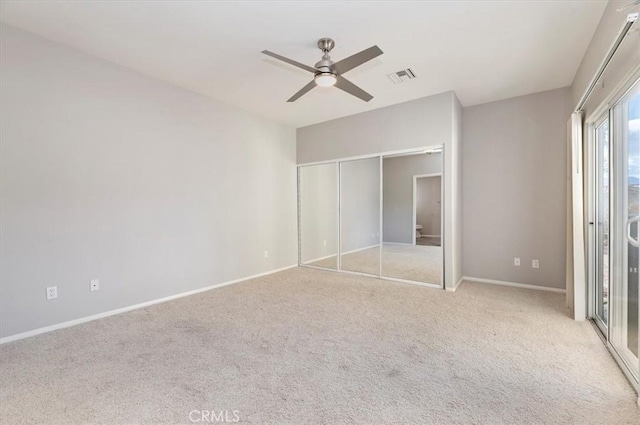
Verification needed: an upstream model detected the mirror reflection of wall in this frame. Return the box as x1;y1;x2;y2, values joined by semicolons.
382;150;443;285
340;157;381;276
299;163;338;270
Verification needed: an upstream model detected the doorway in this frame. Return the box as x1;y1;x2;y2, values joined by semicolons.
413;174;442;247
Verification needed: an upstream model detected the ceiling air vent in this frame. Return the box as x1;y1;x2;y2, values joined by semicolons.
388;68;417;84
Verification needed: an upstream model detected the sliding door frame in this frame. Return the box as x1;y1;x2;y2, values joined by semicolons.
586;66;640;394
588;111;612;338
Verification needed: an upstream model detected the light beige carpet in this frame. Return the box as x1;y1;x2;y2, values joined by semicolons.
310;244;442;284
381;244;441;284
1;268;638;424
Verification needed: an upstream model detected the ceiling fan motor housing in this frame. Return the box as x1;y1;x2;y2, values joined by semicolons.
315;38;336;75
317;37;335;53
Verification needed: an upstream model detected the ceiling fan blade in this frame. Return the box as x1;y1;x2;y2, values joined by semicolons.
287;80;316;102
332;45;383;75
262;50;317;73
334;76;373;102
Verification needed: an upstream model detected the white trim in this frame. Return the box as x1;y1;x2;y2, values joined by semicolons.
337;162;342;271
300;264;340;273
0;264;298;345
420;234;442;238
576;18;639;112
338;268;380;278
463;276;566;293
297;145;443;167
341;244;380;256
302;252;337;265
382;242;413;246
379;155;383;278
381;276;442;289
297;167;302;267
571;111;587;319
446;277;464;292
586;63;640;123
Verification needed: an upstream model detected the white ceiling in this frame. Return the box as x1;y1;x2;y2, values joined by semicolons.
0;1;606;128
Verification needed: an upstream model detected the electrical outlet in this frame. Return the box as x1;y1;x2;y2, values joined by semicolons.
264;250;269;258
46;286;58;300
90;279;100;292
514;257;521;266
532;259;540;269
323;239;327;247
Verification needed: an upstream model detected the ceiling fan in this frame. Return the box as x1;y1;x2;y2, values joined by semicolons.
262;38;383;102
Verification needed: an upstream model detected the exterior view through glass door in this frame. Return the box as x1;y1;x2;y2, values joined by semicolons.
611;81;639;379
594;116;610;332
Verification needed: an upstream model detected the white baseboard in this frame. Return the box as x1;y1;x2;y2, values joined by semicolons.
0;264;298;345
446;277;464;292
303;253;337;264
342;244;380;255
420;235;441;238
462;276;566;293
383;242;413;246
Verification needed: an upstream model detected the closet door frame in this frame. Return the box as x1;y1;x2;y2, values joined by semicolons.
297;145;445;289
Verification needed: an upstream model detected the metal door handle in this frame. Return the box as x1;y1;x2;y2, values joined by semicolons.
627;216;640;248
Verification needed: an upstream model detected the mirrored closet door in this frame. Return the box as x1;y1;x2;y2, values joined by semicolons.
382;149;443;285
340;157;381;276
298;147;445;288
299;163;338;270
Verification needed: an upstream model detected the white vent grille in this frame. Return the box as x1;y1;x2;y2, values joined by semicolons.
388;68;417;84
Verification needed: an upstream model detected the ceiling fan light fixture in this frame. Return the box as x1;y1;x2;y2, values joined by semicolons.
262;38;382;102
314;72;337;87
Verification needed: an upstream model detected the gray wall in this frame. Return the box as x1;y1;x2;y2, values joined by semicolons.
462;87;572;289
297;92;454;165
0;24;297;339
340;158;380;253
383;153;442;244
299;163;338;264
416;176;442;237
297;91;463;290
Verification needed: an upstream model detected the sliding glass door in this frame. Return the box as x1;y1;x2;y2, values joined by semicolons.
591;78;640;389
611;81;639;379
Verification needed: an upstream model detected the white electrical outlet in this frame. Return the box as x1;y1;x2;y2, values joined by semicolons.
514;257;521;266
90;279;100;292
323;239;327;247
46;286;58;300
264;250;269;258
532;259;540;269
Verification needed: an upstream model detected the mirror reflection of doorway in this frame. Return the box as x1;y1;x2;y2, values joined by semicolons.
414;174;442;247
381;149;443;286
